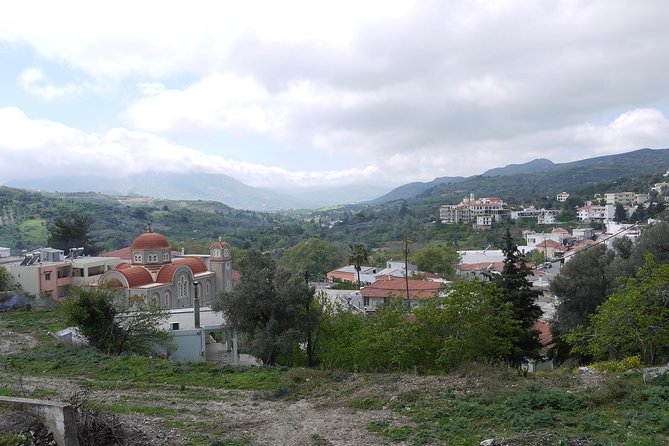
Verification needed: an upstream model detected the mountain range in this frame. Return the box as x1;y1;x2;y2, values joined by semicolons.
5;148;669;210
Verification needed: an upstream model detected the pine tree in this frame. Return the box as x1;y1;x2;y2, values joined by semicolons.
494;229;543;366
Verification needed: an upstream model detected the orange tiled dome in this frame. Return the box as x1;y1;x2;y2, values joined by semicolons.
130;230;170;250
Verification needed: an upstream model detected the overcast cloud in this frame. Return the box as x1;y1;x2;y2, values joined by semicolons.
1;0;669;189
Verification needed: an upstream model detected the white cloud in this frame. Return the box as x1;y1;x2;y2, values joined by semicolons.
18;68;83;101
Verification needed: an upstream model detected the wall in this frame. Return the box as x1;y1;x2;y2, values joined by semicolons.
0;396;78;446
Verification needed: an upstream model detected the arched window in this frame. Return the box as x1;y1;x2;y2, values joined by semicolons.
163;252;170;262
205;282;210;296
151;293;160;305
212;248;221;258
148;254;158;263
133;253;142;263
164;290;172;308
178;275;188;300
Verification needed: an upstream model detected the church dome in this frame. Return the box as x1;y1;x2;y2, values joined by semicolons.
131;230;170;250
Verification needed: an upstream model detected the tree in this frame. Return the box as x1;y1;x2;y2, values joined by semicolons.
614;203;627;223
413;279;521;370
59;287;171;356
567;256;669;365
493;229;542;365
48;213;99;255
550;244;616;334
630;221;669;267
212;250;316;365
347;244;370;290
0;266;12;292
279;238;344;281
411;244;459;280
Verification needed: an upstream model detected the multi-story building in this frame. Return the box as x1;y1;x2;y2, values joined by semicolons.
7;247;120;299
556;192;570;202
440;193;508;228
605;192;649;206
577;204;615;222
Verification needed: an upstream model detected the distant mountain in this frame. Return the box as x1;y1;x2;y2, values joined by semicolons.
368;176;466;204
482;158;555;176
425;148;669;204
4;173;392;211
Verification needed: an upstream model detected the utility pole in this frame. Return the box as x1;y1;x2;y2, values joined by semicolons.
403;232;411;310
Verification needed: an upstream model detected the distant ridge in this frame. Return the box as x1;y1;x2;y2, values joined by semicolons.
482;158;555;176
369;148;669;205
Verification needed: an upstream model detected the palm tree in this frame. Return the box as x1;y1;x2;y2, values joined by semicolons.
347;244;369;290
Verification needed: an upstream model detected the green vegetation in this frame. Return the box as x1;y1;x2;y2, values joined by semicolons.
279;237;344;281
410;243;459;280
59;287;171;356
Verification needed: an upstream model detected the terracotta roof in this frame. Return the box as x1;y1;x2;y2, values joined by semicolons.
130;230;170;250
536;239;561;248
210;241;231;250
156;264;179;283
361;276;443;299
116;266;154;288
155;257;209;283
173;257;208;274
116;262;130;270
100;247;131;260
533;320;553;348
552;227;569;234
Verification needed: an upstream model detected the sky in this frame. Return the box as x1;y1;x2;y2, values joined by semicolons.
2;0;669;190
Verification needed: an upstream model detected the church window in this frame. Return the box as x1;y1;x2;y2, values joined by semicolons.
163;252;170;262
178;275;188;299
164;290;172;308
151;293;159;305
223;248;230;258
226;262;231;270
212;248;221;258
226;280;231;292
133;253;142;263
205;282;210;296
148;254;158;263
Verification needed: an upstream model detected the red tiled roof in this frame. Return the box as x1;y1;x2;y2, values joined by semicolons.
536;239;560;248
361;276;443;299
116;266;154;288
552;227;569;234
101;247;131;260
533;320;553;348
116;262;130;270
130;230;170;250
156;264;179;283
173;257;208;274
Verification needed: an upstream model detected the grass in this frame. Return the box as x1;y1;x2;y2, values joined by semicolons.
370;375;669;445
17;218;47;244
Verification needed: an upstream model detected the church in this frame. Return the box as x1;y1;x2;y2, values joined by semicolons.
98;228;233;309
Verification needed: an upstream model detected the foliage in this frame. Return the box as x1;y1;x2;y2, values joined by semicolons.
212;250;315;365
58;287;171;356
410;243;459;279
316;280;521;372
346;243;369;289
47;212;99;255
567;256;669;364
413;280;521;370
0;266;11;292
493;229;542;365
589;356;643;372
550;244;616;334
279;237;344;281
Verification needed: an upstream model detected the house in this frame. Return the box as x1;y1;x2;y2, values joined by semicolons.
604;192;648;206
577;204;615;222
456;261;505;279
556;192;570;202
534;239;565;259
360;276;445;311
6;247;120;299
652;182;669;193
326;265;379;285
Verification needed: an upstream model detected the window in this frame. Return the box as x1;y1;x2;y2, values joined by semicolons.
164;290;172;308
148;254;158;263
178;275;188;300
133;253;142;263
44;271;51;281
363;296;370;306
163;252;170;262
205;282;210;296
212;248;221;258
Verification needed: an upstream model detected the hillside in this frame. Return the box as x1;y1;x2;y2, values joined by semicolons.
1;309;668;445
372;148;669;205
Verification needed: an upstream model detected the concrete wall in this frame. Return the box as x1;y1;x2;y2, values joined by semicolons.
170;329;206;363
0;396;78;446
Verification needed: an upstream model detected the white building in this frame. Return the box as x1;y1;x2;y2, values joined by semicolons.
556;192;570;202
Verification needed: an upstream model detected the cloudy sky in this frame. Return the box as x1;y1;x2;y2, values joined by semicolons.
2;0;669;190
